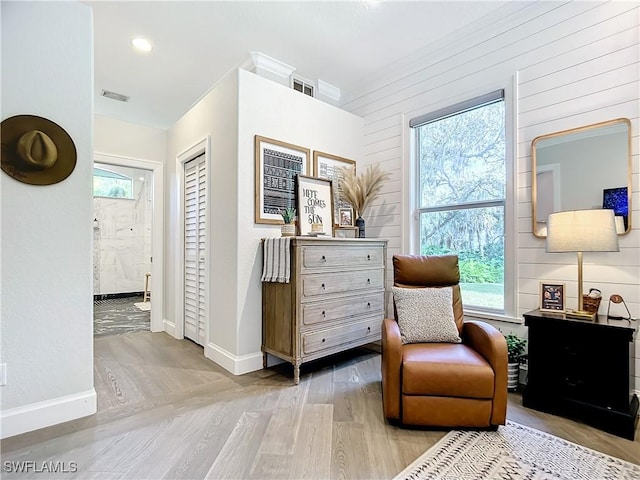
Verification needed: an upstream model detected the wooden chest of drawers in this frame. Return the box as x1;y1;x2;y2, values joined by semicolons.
262;237;387;383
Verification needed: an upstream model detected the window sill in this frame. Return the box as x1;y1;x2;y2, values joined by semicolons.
463;309;523;325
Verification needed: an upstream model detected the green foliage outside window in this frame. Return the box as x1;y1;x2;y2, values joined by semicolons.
93;167;133;199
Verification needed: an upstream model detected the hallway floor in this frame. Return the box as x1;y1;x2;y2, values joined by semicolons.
94;296;150;337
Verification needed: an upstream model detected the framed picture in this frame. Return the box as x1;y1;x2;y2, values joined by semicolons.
296;175;334;236
540;282;566;313
313;151;355;226
255;135;310;225
339;207;353;226
334;226;358;238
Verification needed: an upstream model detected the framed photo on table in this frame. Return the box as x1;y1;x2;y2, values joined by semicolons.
296;175;334;236
313;151;355;226
540;282;565;313
255;135;310;224
339;207;353;227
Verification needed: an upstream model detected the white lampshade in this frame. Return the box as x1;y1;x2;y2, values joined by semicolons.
546;209;619;253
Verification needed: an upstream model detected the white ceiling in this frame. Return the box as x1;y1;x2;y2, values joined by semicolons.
87;1;509;130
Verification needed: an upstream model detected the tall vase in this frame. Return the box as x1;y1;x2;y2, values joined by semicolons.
355;215;365;238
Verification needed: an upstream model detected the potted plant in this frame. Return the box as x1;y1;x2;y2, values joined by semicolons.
280;207;296;237
338;163;390;238
505;334;527;391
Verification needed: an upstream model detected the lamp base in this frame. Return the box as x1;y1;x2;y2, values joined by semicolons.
566;309;596;320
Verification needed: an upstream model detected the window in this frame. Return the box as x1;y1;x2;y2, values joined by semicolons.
411;90;507;313
292;77;314;97
93;166;133;199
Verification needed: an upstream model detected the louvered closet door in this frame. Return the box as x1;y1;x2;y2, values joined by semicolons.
183;153;207;346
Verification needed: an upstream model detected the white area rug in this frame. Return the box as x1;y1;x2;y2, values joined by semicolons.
394;421;639;480
134;302;151;311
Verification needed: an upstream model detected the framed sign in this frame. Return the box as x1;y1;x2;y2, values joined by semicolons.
296;175;334;236
313;151;355;226
255;135;310;224
540;282;565;313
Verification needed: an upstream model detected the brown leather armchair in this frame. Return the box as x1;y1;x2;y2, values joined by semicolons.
382;254;507;428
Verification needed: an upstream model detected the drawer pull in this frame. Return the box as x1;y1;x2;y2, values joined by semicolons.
322;255;326;262
367;326;371;332
367;278;370;284
321;283;326;289
367;254;371;261
322;311;326;317
322;338;326;343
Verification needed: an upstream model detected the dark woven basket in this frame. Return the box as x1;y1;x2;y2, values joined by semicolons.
582;295;601;314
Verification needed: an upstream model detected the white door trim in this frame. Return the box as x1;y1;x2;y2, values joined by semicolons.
94;152;165;333
175;137;211;342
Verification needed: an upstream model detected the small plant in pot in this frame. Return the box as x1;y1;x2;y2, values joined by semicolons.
280;207;296;237
505;334;527;391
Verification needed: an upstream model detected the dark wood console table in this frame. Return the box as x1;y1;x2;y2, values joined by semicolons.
523;309;638;440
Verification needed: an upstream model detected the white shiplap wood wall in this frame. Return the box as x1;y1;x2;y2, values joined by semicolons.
341;1;640;390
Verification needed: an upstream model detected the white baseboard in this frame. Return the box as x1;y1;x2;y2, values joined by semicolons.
205;342;263;375
0;389;96;439
163;318;177;338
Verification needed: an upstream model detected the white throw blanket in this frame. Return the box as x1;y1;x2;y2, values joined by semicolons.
261;237;291;283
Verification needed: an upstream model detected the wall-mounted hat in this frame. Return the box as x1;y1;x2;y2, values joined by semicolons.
1;114;77;185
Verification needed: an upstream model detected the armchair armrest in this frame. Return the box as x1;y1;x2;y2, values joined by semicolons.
381;317;402;420
462;320;508;425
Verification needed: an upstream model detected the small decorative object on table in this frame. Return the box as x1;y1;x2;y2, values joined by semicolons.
334;226;358;238
279;207;296;237
505;334;527;391
338;163;390;238
539;282;565;313
309;222;325;236
607;294;632;320
582;288;602;316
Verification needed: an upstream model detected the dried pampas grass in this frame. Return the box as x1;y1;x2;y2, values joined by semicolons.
338;163;390;218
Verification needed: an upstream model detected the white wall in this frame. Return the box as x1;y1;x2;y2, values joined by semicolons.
166;69;363;373
236;69;364;360
94;115;167;161
341;2;640;389
0;2;95;437
167;72;240;358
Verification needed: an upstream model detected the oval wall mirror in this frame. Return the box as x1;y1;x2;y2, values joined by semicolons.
531;118;632;238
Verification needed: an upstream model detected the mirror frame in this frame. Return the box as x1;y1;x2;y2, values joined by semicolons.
531;117;632;238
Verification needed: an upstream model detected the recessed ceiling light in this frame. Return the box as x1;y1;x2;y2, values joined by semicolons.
131;37;152;52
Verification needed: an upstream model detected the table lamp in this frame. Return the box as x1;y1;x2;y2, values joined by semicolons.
546;209;619;319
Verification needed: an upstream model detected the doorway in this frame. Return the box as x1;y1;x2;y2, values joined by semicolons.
93;153;165;332
93;162;152;336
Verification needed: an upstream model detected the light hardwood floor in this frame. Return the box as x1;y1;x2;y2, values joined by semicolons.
2;331;638;479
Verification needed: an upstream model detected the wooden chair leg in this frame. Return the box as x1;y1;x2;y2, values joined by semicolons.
144;272;151;302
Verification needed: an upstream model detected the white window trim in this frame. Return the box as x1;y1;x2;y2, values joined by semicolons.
405;77;519;322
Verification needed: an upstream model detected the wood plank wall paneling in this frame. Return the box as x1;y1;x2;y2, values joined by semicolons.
341;1;640;390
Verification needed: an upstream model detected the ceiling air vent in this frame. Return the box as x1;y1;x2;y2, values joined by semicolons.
101;89;129;102
292;78;314;97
